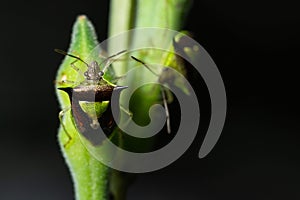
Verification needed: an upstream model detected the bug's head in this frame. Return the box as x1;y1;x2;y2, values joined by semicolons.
55;49;104;83
84;61;104;81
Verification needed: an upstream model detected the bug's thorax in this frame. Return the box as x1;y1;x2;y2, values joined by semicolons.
72;59;115;96
72;81;115;102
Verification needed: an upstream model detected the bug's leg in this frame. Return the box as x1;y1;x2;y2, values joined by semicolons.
147;84;172;134
99;51;127;73
164;87;174;104
161;87;171;134
102;50;127;73
119;105;133;127
55;60;80;86
130;56;172;134
59;107;73;147
120;105;133;118
70;59;80;72
99;49;127;61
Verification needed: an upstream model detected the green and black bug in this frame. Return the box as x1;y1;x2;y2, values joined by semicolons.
55;49;127;146
56;48;178;147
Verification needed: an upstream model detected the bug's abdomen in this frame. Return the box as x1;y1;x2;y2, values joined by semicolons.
71;100;116;146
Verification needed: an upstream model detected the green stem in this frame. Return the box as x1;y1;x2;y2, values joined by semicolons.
107;0;192;199
109;0;192;35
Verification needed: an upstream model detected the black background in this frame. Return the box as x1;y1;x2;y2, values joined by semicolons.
1;0;300;199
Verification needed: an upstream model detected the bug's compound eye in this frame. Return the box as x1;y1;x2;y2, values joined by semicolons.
99;71;104;77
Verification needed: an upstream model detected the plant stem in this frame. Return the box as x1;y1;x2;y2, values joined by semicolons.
107;0;192;199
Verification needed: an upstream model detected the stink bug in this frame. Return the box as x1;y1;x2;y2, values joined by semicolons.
55;49;127;146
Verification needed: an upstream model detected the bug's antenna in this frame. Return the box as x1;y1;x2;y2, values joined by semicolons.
131;56;160;76
101;50;127;73
131;56;171;134
54;49;90;68
161;88;171;134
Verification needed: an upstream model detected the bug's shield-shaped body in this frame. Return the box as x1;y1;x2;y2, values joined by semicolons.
59;84;126;146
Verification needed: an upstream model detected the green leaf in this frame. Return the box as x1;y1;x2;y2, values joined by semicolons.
55;15;110;200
